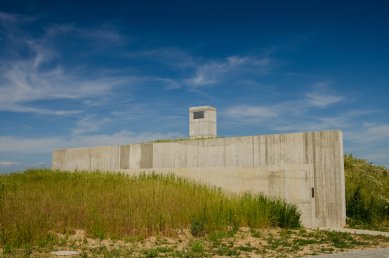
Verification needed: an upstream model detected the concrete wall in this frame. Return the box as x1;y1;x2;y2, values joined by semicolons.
52;130;345;229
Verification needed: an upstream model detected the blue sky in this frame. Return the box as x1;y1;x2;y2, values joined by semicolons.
1;0;389;172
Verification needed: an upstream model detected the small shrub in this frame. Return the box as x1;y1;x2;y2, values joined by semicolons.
347;187;372;223
217;246;239;256
190;215;206;237
190;240;204;253
325;231;353;248
142;248;160;258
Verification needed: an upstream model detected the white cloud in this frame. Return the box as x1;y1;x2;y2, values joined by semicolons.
306;82;344;108
366;124;389;138
187;56;273;87
0;37;138;115
275;116;349;132
44;23;123;43
307;92;343;108
0;58;131;114
0;12;18;22
79;26;123;43
0;16;137;116
0;161;20;166
225;105;277;122
343;123;389;168
224;83;348;129
347;123;389;144
72;116;112;135
44;23;75;36
0;11;34;24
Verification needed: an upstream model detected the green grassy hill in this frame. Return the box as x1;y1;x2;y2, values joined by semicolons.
345;154;389;231
0;170;299;250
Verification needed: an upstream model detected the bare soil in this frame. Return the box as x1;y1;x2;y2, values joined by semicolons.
2;227;388;257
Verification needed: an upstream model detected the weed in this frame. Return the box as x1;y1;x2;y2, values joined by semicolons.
191;215;206;237
217;246;239;256
142;248;160;258
293;238;317;246
190;240;204;253
207;231;227;247
236;244;256;252
324;231;353;248
280;228;292;238
320;247;335;253
80;252;88;258
251;228;262;238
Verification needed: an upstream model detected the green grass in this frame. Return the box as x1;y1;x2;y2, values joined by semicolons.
345;154;389;230
152;136;224;143
0;169;300;249
1;153;388;254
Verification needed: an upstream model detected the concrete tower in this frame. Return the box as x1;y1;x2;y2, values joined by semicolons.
189;106;217;139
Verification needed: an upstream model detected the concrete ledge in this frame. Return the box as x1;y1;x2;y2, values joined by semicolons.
319;227;389;237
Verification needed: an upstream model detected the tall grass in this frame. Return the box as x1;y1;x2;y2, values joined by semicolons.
345;154;389;230
0;169;300;248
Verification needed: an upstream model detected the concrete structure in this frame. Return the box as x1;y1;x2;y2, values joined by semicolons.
52;130;345;229
189;106;217;139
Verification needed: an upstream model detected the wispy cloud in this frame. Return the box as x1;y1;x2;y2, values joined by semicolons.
131;47;196;68
0;17;136;115
306;82;344;108
0;119;33;130
225;105;277;123
366;124;389;138
187;56;273;87
0;12;18;22
223;83;351;131
348;123;389;143
44;22;124;43
72;116;112;135
224;82;347;124
44;23;75;36
0;55;132;114
0;11;34;24
344;123;389;167
0;161;20;167
307;91;343;108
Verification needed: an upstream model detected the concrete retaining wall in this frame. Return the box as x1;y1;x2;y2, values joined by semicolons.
52;130;345;228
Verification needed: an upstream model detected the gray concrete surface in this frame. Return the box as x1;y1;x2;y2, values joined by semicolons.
305;247;389;257
189;106;217;139
319;227;389;237
50;250;79;256
52;130;345;229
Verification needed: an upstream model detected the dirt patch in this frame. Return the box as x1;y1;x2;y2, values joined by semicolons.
2;227;389;257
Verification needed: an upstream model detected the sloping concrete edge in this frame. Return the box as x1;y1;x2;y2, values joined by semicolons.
319;227;389;237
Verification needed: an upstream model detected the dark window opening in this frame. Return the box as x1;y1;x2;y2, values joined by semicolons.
193;111;204;119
